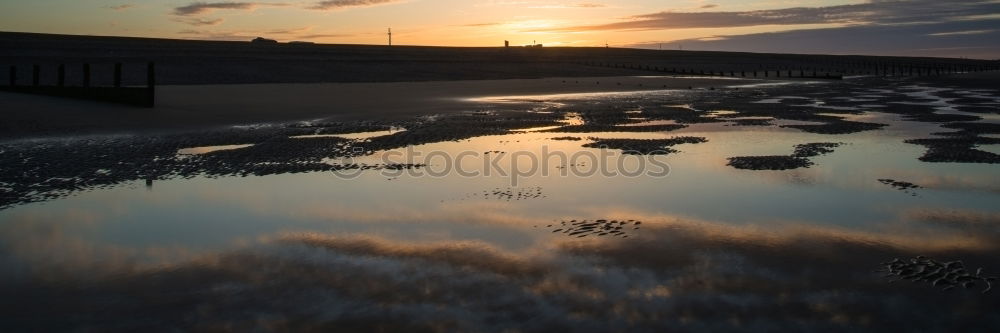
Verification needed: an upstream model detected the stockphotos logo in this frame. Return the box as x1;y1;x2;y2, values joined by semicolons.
331;144;672;185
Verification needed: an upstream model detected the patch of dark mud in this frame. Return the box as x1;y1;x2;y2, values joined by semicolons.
939;122;1000;135
0;110;569;209
878;256;995;293
450;186;546;202
541;219;641;238
287;122;397;135
878;178;922;196
792;142;844;157
640;106;724;124
955;106;1000;114
878;103;939;114
875;103;982;123
582;137;707;155
912;147;1000;164
726;118;774;126
543;124;687;133
727;156;814;170
781;120;887;134
710;104;846;123
728;142;843;170
906;113;983;123
707;101;883;134
550;136;582;141
905;136;1000;164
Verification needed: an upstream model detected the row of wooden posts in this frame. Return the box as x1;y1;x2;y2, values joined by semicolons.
579;61;999;79
816;61;998;76
3;62;156;107
579;61;843;79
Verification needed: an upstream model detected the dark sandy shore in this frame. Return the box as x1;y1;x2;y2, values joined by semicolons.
0;76;750;139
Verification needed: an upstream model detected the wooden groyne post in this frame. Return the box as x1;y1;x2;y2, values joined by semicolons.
2;62;156;107
114;63;122;88
147;62;156;108
57;64;65;87
82;63;91;88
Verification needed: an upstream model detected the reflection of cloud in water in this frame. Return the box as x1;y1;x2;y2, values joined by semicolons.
5;219;1000;331
904;207;1000;235
908;173;1000;194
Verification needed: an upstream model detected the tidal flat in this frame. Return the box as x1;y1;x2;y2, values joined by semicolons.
2;74;1000;331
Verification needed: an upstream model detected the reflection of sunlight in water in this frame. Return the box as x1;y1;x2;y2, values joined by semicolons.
512;112;584;132
510;125;564;132
9;114;996;260
729;81;826;88
616;120;679;127
705;110;738;117
290;129;404;140
978;144;1000;155
752;96;810;104
464;89;684;103
176;144;254;155
665;104;701;112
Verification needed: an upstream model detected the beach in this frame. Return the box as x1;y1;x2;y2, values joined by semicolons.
1;75;755;138
2;32;1000;332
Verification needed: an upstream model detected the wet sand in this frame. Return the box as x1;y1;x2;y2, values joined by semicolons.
0;75;751;139
2;71;1000;331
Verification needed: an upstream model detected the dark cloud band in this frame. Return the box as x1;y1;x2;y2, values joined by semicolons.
544;0;1000;32
309;0;403;10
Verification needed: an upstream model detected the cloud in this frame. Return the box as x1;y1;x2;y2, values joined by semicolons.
173;17;226;26
296;33;354;39
265;26;315;35
542;0;1000;32
460;22;502;27
700;4;717;9
175;29;256;41
309;0;403;10
173;2;277;16
630;17;1000;58
107;4;134;11
528;2;607;9
928;29;996;36
905;207;1000;233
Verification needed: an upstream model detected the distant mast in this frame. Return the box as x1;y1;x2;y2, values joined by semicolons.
388;27;392;46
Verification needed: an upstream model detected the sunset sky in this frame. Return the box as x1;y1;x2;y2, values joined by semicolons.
1;0;999;58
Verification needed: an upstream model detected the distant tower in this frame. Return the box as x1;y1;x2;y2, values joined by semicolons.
388;27;392;46
505;40;509;48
